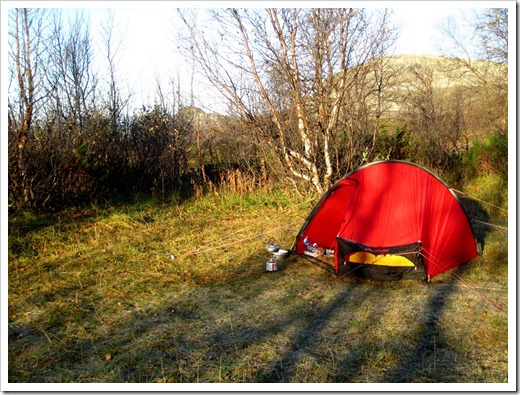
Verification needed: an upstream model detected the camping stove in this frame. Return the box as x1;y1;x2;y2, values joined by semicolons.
265;241;289;272
265;259;278;272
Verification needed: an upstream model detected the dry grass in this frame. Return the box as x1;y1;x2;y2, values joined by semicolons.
7;185;509;387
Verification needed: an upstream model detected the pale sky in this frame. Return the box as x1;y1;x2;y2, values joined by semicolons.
85;2;483;112
393;5;455;55
3;1;511;113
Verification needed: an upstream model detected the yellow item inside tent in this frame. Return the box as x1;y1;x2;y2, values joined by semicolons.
347;251;415;267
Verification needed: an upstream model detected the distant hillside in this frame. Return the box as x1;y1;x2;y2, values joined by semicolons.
365;54;507;117
181;54;507;132
177;105;231;128
382;54;505;87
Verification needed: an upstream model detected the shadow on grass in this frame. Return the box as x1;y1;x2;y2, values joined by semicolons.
8;253;501;383
8;199;503;383
246;262;498;383
379;264;471;383
457;195;492;254
255;280;367;382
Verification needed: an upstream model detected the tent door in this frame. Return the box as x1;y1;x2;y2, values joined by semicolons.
336;238;427;281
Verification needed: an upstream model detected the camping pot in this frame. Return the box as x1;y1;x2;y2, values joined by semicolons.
266;260;278;272
273;249;289;259
265;242;280;253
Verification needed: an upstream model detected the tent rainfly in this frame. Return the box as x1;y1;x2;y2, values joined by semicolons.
293;161;479;281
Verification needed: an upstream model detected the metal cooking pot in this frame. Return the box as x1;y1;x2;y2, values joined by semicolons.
273;249;289;259
265;242;280;253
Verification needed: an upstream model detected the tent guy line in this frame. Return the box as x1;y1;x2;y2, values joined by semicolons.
451;272;503;310
175;219;302;260
452;188;508;213
302;247;504;312
174;195;319;260
472;219;508;231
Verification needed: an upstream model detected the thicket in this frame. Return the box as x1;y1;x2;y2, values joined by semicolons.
8;8;508;212
9;101;508;211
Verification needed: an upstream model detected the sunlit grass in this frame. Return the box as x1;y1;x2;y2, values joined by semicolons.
8;182;508;384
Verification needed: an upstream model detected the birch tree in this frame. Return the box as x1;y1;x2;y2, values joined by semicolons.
8;8;48;206
440;8;508;134
47;10;96;134
178;8;396;193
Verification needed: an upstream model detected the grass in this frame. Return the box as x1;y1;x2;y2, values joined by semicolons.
7;183;509;386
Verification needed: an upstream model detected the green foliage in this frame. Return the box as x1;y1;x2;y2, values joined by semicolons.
8;49;508;212
455;132;508;218
463;132;508;181
373;126;411;162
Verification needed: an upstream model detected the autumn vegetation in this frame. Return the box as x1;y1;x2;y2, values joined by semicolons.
7;7;509;385
8;8;508;210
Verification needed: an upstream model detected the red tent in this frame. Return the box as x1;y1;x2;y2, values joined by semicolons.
293;161;478;281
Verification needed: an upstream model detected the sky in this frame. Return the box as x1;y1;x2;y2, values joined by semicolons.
2;1;513;113
82;1;486;113
92;3;458;111
393;4;460;54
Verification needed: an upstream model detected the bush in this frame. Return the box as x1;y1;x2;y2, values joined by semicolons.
463;132;508;181
373;127;410;162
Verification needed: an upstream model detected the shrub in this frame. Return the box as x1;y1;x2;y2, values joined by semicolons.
463;132;508;181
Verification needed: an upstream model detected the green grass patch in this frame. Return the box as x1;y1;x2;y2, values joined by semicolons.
8;185;508;384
